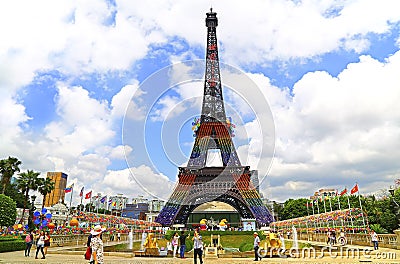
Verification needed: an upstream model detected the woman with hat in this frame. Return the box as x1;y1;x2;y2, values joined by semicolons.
90;225;106;264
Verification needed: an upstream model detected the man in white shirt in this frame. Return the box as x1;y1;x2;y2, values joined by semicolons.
253;232;261;261
192;229;203;264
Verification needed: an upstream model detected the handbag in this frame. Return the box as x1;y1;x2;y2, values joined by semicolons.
84;246;92;260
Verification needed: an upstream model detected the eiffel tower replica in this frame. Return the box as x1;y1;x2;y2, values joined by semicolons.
155;9;274;226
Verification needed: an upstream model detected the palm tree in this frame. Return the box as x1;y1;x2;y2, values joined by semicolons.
37;177;55;209
0;156;22;194
16;170;41;224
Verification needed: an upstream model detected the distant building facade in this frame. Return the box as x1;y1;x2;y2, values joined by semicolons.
310;188;337;201
45;172;68;207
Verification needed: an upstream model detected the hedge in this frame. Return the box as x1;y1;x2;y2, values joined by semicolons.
0;236;21;242
0;240;26;253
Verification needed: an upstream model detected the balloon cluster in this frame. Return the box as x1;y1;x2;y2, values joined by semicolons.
33;208;53;228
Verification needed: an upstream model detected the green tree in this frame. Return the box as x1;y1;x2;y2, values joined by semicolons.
0;194;17;227
16;170;41;224
37;177;55;209
0;156;22;194
280;198;309;220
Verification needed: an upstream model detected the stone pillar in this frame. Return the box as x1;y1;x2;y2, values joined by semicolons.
394;229;400;250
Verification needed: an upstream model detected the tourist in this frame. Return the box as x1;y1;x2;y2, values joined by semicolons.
35;230;46;259
86;232;94;264
286;230;291;239
117;232;121;241
171;232;179;258
192;229;203;264
24;230;34;257
371;230;379;250
90;225;106;264
326;229;331;244
44;231;51;255
253;232;261;261
278;231;285;250
179;231;190;258
330;229;336;245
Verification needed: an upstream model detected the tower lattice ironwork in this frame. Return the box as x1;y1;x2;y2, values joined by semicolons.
155;9;274;226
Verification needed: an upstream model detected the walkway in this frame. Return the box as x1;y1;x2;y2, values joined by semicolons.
1;240;399;263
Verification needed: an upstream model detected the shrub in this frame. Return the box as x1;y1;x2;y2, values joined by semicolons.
0;194;17;227
0;240;25;253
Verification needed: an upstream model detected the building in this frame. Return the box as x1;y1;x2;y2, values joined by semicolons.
121;197;165;221
122;203;149;220
310;188;337;201
45;172;68;207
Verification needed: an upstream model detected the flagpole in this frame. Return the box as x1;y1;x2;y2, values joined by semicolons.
337;192;345;230
345;187;355;234
68;185;74;220
315;199;321;230
311;200;317;231
356;183;367;233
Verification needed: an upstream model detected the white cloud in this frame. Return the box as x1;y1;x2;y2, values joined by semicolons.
102;166;174;201
261;51;400;201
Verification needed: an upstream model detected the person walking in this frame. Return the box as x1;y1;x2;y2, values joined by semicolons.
24;230;34;257
192;229;203;264
371;230;379;250
44;231;51;255
35;230;46;259
253;232;261;261
179;231;190;259
171;232;179;258
90;225;106;264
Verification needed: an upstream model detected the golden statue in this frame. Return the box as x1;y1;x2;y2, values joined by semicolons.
143;233;157;249
264;231;282;249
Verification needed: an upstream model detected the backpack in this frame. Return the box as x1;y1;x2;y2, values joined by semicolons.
25;235;31;243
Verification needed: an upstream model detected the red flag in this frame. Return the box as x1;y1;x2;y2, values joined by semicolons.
340;188;347;196
350;184;358;194
85;191;92;199
79;187;84;197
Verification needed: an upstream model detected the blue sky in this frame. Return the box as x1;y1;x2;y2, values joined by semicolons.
1;0;400;204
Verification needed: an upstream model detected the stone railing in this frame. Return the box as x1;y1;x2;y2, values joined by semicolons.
50;233;130;247
49;231;165;248
297;229;400;249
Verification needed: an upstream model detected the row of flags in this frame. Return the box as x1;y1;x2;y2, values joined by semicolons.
64;185;118;206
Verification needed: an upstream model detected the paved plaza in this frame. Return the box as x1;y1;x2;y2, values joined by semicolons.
1;246;399;264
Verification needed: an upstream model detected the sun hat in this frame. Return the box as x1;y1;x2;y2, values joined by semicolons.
90;225;106;236
254;232;258;235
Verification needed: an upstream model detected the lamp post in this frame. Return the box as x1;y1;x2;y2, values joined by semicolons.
28;195;37;229
388;186;399;207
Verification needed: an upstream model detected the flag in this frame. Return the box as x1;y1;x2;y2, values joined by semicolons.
340;188;347;196
100;196;106;203
112;201;117;206
79;187;84;197
108;198;112;204
351;184;359;194
85;191;92;199
64;183;74;193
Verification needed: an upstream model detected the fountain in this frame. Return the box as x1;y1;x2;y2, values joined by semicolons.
128;228;133;250
292;226;298;249
140;232;147;251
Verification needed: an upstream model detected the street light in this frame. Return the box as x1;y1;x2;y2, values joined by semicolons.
388;186;399;207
